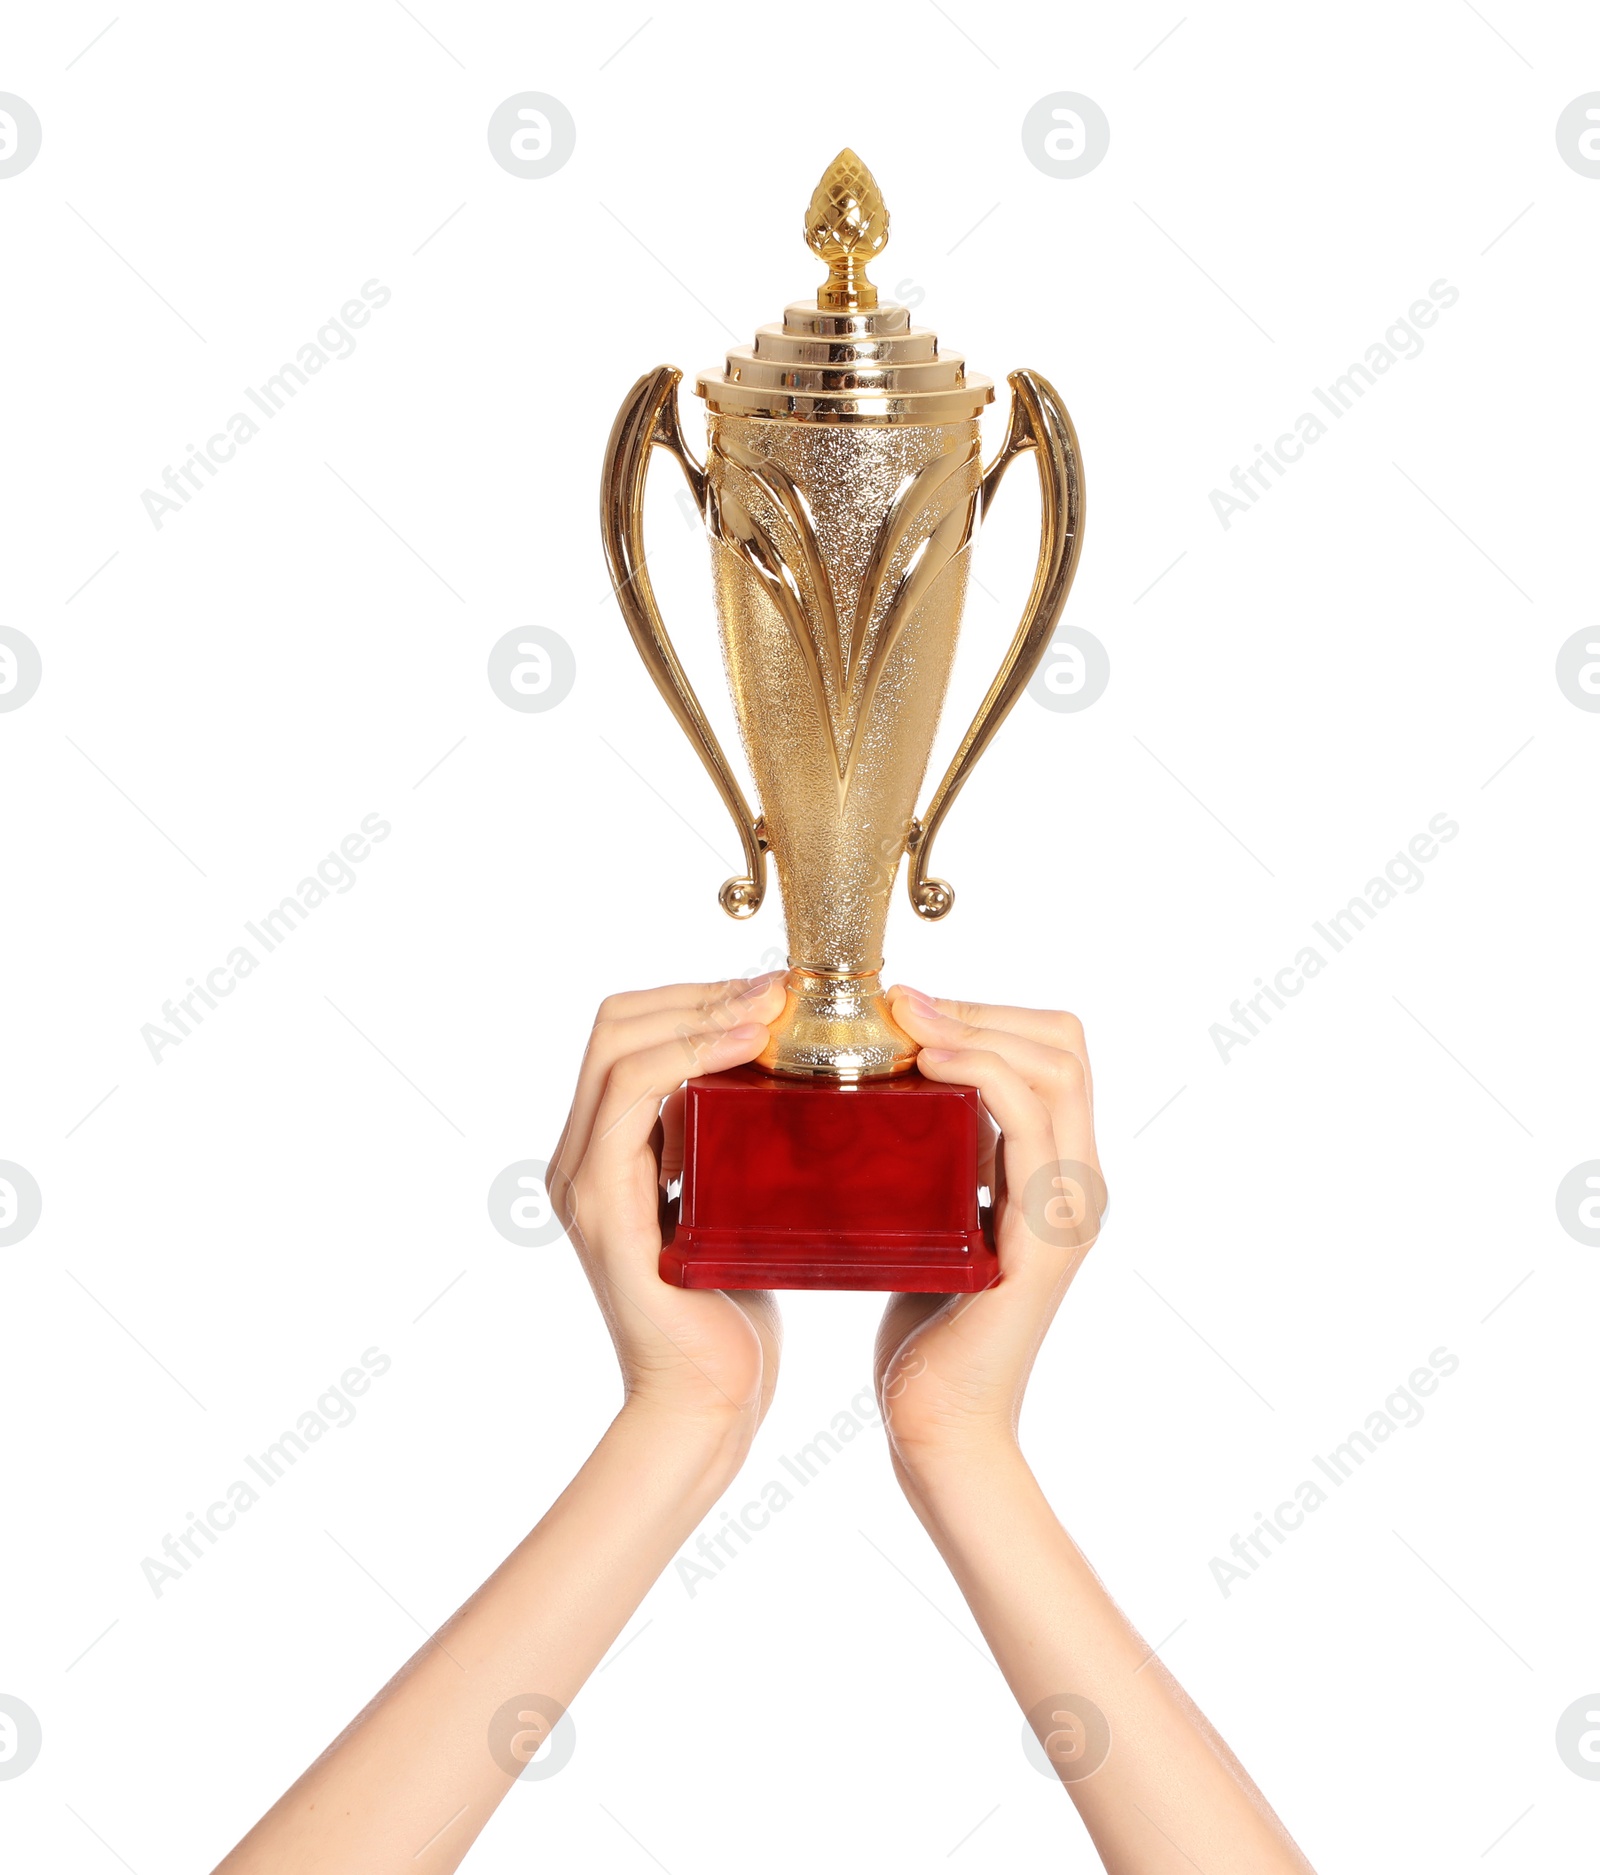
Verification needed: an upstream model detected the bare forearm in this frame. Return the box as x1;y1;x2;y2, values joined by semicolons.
216;1404;746;1875
900;1443;1315;1875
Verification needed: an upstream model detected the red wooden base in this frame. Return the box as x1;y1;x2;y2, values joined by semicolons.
661;1065;999;1293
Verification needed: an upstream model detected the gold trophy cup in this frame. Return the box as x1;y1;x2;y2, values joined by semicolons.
602;151;1086;1080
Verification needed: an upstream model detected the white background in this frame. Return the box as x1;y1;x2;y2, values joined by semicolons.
2;2;1597;1869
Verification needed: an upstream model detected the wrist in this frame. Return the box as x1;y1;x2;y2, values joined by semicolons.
892;1430;1030;1503
612;1396;755;1494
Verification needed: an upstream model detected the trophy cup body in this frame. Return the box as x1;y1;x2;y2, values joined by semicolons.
600;153;1085;1290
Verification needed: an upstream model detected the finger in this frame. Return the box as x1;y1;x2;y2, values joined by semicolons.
570;1023;773;1297
585;1024;771;1190
890;992;1095;1166
918;1044;1105;1292
592;972;785;1023
976;1105;1000;1189
658;1087;687;1187
554;978;785;1187
996;1136;1106;1272
914;1046;1060;1276
891;988;1091;1097
591;984;785;1088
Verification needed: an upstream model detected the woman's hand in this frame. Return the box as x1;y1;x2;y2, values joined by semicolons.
873;989;1106;1475
214;974;794;1875
868;993;1314;1874
549;973;789;1438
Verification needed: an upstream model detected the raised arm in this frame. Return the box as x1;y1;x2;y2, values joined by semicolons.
213;975;786;1875
876;988;1316;1875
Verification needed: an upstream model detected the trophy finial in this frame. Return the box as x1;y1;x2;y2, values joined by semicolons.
804;149;889;311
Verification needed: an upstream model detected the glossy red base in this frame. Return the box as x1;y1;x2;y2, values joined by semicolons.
661;1065;998;1293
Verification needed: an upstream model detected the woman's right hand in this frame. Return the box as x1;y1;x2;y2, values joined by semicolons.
549;973;789;1438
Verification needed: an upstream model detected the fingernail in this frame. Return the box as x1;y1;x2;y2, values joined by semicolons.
725;1021;767;1042
898;986;937;1018
737;970;785;998
919;1046;953;1064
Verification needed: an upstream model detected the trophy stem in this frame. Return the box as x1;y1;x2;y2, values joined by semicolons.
757;966;917;1080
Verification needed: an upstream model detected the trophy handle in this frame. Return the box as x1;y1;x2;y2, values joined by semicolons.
905;369;1086;920
601;365;769;918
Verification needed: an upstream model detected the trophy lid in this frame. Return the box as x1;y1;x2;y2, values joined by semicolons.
696;150;994;425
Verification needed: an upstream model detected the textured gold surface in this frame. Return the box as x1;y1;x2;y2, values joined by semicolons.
706;413;980;994
758;969;914;1077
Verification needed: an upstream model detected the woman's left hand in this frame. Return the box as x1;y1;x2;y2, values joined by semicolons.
873;989;1106;1473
